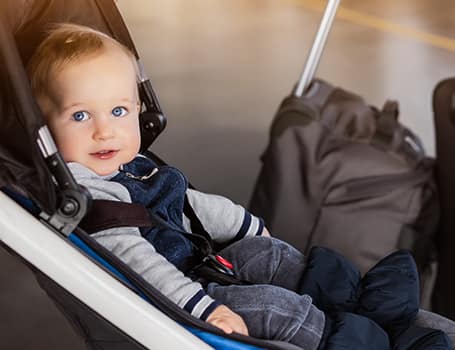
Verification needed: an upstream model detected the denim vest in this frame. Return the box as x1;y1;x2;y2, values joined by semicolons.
110;156;197;272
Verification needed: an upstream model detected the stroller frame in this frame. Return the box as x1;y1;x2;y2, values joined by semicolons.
0;192;210;349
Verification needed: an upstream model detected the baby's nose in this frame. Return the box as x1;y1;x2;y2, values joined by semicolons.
93;118;115;140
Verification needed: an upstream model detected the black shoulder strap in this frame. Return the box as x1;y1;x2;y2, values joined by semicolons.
79;199;214;257
80;199;249;286
79;199;155;234
183;194;212;243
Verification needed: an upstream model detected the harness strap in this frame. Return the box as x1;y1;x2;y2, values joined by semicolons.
79;199;248;286
80;199;213;256
79;200;154;234
183;195;212;243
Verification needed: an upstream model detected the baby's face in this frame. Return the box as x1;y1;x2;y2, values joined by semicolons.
39;46;141;176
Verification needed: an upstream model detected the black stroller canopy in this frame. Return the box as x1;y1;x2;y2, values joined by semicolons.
11;0;139;66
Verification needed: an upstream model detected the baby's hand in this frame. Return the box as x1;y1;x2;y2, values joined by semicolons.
206;305;249;336
261;227;271;237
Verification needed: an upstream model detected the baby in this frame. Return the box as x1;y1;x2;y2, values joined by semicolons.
27;23;450;350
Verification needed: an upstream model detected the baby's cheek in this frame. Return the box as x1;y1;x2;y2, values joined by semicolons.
54;136;75;162
134;121;142;150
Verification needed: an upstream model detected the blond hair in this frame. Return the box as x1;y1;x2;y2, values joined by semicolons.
27;23;137;98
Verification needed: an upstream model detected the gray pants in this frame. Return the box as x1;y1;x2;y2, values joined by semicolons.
207;236;325;350
206;236;455;349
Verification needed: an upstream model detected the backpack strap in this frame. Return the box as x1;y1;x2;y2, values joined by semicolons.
372;100;400;149
372;100;426;164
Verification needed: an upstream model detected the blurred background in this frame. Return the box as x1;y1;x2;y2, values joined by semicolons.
1;0;454;348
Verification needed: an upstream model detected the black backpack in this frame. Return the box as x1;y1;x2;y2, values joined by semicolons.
249;79;439;306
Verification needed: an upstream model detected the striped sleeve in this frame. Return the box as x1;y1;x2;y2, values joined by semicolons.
69;162;220;320
184;189;265;244
93;226;220;320
184;290;221;321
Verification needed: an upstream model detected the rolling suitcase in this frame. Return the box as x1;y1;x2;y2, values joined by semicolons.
249;0;439;306
432;78;455;320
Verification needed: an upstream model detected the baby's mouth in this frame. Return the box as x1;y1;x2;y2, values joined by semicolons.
90;150;119;160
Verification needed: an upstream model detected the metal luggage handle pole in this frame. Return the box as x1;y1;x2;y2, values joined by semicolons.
293;0;341;97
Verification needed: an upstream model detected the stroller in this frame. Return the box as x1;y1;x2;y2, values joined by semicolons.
0;0;454;349
0;1;295;349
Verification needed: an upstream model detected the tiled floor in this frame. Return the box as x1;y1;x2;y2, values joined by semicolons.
1;1;454;348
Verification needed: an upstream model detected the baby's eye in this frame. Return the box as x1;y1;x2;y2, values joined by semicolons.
72;111;89;122
112;106;128;117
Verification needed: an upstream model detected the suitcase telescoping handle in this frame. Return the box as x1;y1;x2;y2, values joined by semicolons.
293;0;340;97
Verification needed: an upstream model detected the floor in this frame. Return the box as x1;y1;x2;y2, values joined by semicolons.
1;0;454;348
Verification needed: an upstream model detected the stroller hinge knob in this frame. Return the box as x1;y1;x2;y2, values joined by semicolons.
61;198;79;217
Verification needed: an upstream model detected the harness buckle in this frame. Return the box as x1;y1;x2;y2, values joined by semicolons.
204;254;235;276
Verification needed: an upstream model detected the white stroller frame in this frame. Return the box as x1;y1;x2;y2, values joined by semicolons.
0;192;212;349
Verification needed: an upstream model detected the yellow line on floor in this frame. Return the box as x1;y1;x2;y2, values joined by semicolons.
288;0;455;52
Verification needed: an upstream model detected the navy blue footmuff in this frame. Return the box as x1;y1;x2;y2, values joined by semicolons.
300;247;451;349
318;312;389;350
